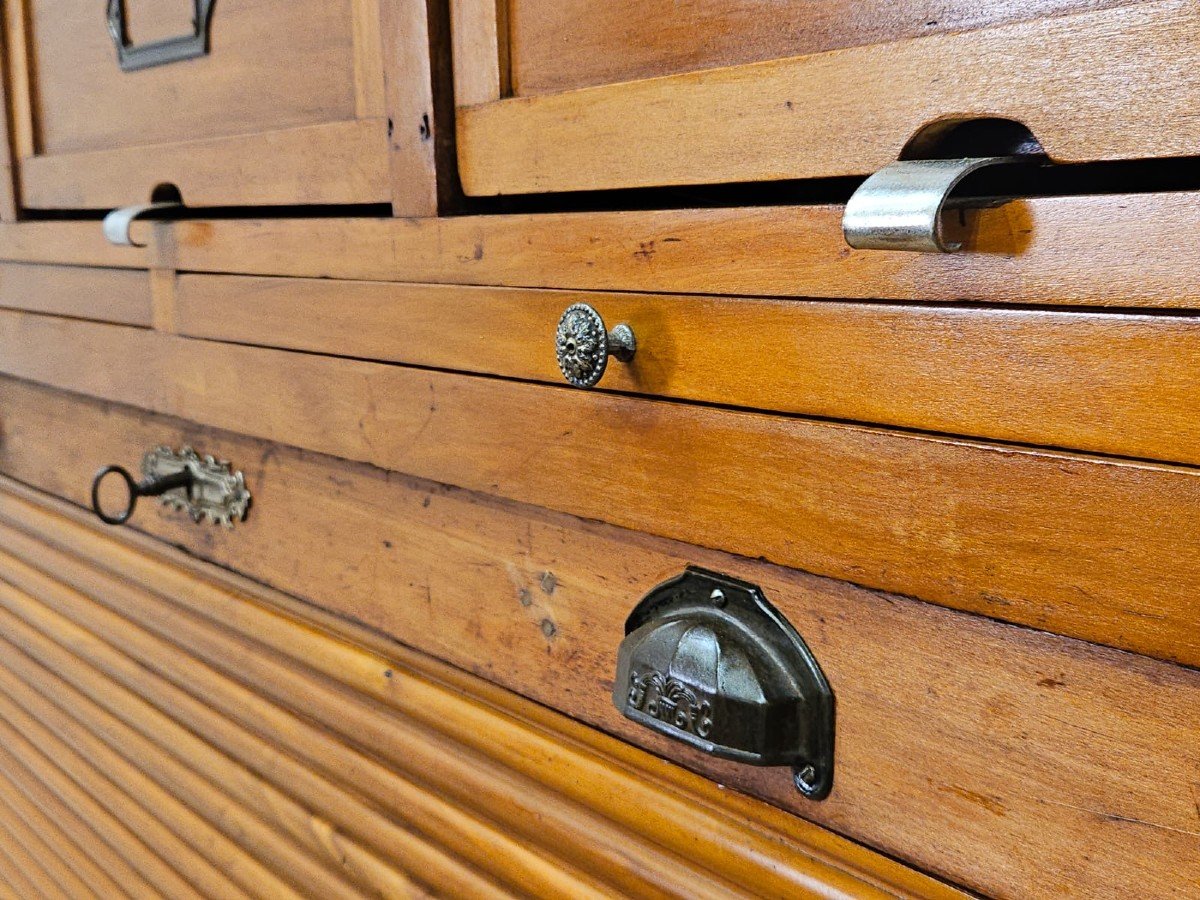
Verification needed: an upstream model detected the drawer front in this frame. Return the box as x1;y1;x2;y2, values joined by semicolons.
453;0;1200;195
173;273;1200;467
2;377;1199;899
0;306;1198;670
0;477;949;899
7;0;435;210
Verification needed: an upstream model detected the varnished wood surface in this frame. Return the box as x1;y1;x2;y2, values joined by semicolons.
505;0;1133;95
0;263;150;324
129;193;1200;308
22;119;392;210
0;475;959;900
176;273;1200;466
30;0;358;156
0;223;146;269
0;316;1197;668
3;387;1199;898
457;1;1200;194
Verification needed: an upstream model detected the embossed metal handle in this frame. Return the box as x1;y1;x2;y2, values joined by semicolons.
91;447;250;527
555;303;636;388
614;567;835;798
107;0;216;72
91;465;193;526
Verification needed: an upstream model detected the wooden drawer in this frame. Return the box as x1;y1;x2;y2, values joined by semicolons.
0;478;956;899
2;378;1200;898
4;0;440;212
452;0;1200;195
2;305;1200;671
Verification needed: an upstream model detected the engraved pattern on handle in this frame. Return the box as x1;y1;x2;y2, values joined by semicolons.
555;303;636;388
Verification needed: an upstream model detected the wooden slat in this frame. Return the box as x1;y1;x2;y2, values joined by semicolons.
0;318;1198;668
3;471;1200;898
0;608;402;900
0;783;99;899
0;819;67;900
380;0;445;216
0;657;303;899
0;264;150;324
0;478;954;900
21;119;391;209
0;690;238;898
175;273;1200;465
148;193;1200;308
450;0;508;105
0;714;206;900
0;567;591;898
0;534;774;900
0;222;145;269
506;0;1134;96
0;742;155;899
457;0;1200;194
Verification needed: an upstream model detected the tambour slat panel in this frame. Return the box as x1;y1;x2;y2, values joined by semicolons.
0;318;1198;668
0;477;949;899
0;705;210;900
0;741;152;899
0;769;113;899
0;390;1198;898
175;274;1200;466
0;689;248;899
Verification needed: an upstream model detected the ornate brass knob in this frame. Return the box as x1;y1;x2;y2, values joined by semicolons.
555;303;636;388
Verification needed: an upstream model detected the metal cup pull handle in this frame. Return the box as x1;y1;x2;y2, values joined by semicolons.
107;0;216;72
90;447;251;528
555;303;636;388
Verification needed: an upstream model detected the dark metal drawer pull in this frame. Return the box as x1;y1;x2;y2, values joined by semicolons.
614;567;835;799
91;446;250;528
107;0;216;72
555;303;635;388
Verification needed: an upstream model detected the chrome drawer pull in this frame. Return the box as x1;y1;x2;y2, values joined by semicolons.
614;567;835;799
555;303;636;388
107;0;216;72
102;201;184;247
91;446;250;528
843;156;1026;252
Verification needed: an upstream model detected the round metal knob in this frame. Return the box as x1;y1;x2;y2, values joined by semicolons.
555;303;636;388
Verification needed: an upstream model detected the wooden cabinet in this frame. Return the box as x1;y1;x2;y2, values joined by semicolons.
0;4;1196;897
452;0;1200;194
2;0;443;212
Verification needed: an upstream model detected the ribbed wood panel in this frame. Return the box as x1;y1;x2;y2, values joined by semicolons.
0;478;960;899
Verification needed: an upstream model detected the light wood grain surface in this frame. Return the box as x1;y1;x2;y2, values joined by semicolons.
504;0;1135;96
2;390;1198;898
175;273;1200;466
131;193;1200;307
0;475;957;899
458;0;1200;194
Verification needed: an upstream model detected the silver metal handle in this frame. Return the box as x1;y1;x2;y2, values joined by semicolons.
843;156;1026;253
555;303;636;388
107;0;215;72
